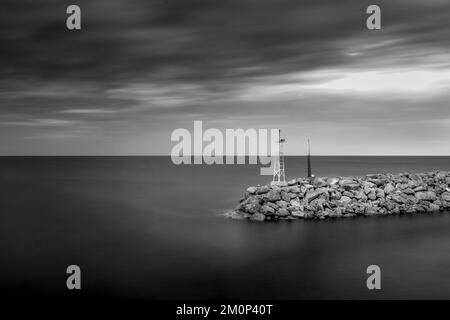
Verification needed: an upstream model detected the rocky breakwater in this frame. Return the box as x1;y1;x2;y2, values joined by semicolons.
226;171;450;222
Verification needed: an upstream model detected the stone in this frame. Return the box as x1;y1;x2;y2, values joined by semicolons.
343;213;356;218
255;185;270;194
376;188;385;199
415;191;437;201
384;183;395;194
436;171;448;180
288;179;297;186
260;205;275;215
305;190;323;203
367;190;377;200
264;190;281;202
342;183;360;190
246;186;257;194
407;180;420;189
291;211;305;218
275;208;290;217
250;213;266;221
391;194;407;204
343;191;354;198
267;202;278;210
290;198;301;208
244;201;261;214
276;200;288;208
327;177;340;185
340;196;352;204
281;191;291;202
442;192;450;202
429;203;440;212
365;206;378;215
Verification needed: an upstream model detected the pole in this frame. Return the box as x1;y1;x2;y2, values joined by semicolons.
307;139;312;178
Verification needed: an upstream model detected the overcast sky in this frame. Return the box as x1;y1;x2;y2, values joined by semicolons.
1;0;450;155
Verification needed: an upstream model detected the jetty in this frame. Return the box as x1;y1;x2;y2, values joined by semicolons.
226;171;450;221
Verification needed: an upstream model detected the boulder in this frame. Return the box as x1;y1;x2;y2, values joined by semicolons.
442;192;450;202
415;191;437;201
250;213;266;221
276;200;288;208
327;177;340;185
246;186;257;194
263;190;281;202
340;196;352;204
260;205;275;216
429;203;440;212
376;188;385;199
255;185;270;194
291;211;305;218
367;190;377;200
281;191;291;202
243;201;261;214
305;190;323;203
384;183;395;194
343;191;354;198
267;202;279;210
391;194;407;204
275;208;290;217
436;171;448;180
290;198;302;208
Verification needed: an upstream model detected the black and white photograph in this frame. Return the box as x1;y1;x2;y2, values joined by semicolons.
1;0;450;310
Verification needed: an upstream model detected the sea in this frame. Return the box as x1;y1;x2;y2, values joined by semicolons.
1;156;449;299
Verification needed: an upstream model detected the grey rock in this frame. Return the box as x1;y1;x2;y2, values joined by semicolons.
263;190;281;202
442;192;450;202
267;202;279;210
243;201;261;214
260;205;275;215
384;183;395;194
246;186;257;194
415;191;437;201
376;188;385;199
340;196;352;204
275;208;290;217
367;190;377;200
281;191;291;202
291;211;305;218
255;185;270;194
429;204;440;212
276;200;288;208
391;194;407;204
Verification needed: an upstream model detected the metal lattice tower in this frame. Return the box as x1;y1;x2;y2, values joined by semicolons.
272;129;286;185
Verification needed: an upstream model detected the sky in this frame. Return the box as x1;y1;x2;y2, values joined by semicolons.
1;0;450;155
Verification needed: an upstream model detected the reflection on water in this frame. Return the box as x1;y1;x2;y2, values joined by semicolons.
0;156;449;299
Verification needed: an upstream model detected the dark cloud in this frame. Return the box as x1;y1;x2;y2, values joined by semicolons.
1;0;450;154
4;0;448;84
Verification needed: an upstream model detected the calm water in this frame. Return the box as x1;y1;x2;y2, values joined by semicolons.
1;156;450;299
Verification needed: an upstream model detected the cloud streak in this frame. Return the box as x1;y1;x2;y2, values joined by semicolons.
1;0;450;154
